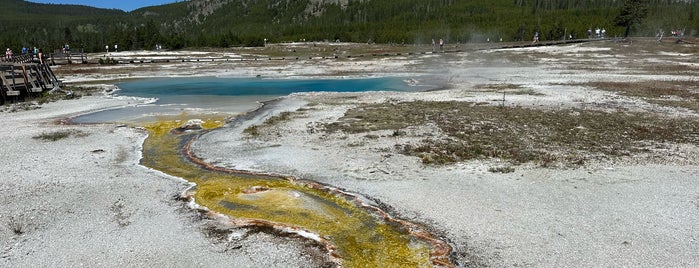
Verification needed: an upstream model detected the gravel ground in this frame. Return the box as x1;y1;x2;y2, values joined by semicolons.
0;96;328;267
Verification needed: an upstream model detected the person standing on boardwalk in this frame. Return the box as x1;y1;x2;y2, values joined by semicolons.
439;38;444;51
64;44;71;62
5;48;13;61
38;49;44;64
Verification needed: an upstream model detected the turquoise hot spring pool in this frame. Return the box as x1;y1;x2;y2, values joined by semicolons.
73;76;431;123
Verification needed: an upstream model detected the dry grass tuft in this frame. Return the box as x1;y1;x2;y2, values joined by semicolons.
32;129;89;141
582;80;699;112
243;111;293;137
323;101;699;166
7;214;30;235
474;84;544;96
488;166;516;173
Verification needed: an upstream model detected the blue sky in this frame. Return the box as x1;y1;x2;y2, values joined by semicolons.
29;0;181;12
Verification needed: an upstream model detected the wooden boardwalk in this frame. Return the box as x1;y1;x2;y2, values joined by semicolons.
89;39;602;65
50;49;88;65
0;56;62;105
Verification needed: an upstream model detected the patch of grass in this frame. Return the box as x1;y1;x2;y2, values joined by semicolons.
471;84;544;103
510;88;545;96
582;80;699;112
296;107;317;112
324;102;469;133
365;134;380;139
243;111;296;137
34;87;85;105
474;83;523;91
324;101;699;166
263;111;292;126
391;129;406;137
642;64;699;75
242;125;261;137
586;80;697;99
7;214;29;235
488;166;516;173
32;129;88;141
347;141;366;147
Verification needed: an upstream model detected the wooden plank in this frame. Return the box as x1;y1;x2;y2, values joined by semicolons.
0;73;21;96
19;65;42;93
28;64;50;90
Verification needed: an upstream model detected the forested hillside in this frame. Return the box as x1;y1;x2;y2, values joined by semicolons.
1;0;697;52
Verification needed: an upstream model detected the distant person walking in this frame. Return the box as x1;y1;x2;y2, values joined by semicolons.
533;32;539;43
439;38;444;51
432;39;436;52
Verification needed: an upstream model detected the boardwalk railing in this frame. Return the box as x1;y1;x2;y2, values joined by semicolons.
51;49;88;64
10;54;35;64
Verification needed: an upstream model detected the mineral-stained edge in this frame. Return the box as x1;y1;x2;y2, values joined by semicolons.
182;134;455;267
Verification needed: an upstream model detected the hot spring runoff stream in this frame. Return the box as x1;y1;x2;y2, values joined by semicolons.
77;77;453;267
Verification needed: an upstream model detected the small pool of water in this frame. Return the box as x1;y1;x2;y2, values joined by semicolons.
74;76;429;123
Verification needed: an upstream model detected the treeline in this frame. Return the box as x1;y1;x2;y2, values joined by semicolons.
0;0;124;52
0;0;697;53
517;0;693;10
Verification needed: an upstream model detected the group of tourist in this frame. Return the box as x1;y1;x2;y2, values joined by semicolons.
657;28;686;42
670;29;684;37
587;28;607;39
431;38;445;52
2;46;44;64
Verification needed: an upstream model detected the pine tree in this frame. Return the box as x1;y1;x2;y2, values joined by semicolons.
615;0;649;37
